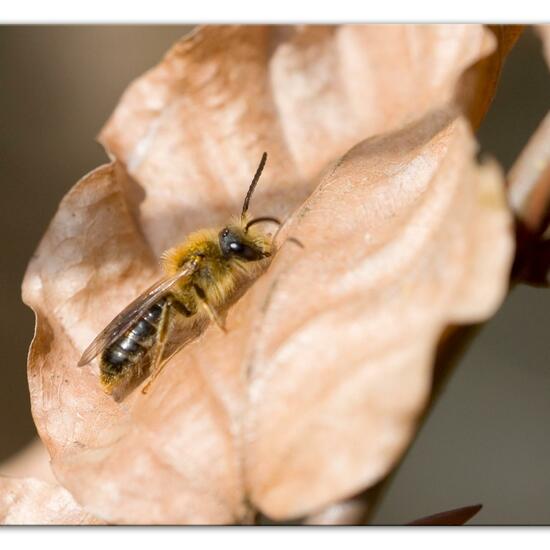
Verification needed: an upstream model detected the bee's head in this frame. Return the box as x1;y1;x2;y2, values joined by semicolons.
218;225;271;261
218;152;281;262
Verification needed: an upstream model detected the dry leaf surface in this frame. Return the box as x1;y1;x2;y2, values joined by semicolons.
242;111;512;517
23;25;514;523
0;477;100;525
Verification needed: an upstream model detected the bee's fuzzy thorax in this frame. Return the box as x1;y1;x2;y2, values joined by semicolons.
159;220;272;310
161;228;219;275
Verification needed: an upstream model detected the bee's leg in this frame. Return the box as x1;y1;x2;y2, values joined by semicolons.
193;284;226;333
142;301;172;394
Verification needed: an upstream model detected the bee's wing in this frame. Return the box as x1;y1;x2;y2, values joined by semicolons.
77;261;198;367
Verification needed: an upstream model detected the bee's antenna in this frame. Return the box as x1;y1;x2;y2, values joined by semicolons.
245;216;281;233
241;152;267;221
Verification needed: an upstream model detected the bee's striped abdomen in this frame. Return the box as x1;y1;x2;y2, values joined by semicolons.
100;298;166;388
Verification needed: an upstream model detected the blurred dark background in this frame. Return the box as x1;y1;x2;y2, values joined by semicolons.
0;26;548;524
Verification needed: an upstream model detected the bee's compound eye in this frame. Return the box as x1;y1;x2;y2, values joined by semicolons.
219;228;262;260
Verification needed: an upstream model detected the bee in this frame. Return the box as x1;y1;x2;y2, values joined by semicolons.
78;153;285;398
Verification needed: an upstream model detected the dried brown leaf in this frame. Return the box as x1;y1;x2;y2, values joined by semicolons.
241;111;512;518
408;504;483;526
507;27;550;286
508;112;550;234
0;438;56;483
99;25;497;256
455;25;523;128
508;26;550;233
0;477;101;525
537;25;550;67
23;25;514;524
